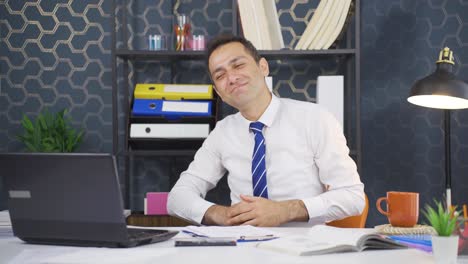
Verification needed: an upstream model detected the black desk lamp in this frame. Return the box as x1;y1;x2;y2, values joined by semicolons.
408;47;468;209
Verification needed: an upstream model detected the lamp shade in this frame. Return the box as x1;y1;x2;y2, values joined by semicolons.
407;47;468;109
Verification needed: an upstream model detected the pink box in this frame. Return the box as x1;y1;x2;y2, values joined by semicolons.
146;192;168;215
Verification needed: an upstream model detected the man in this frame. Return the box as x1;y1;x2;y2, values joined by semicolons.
167;34;364;227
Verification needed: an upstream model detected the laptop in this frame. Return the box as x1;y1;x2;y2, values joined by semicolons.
0;153;178;248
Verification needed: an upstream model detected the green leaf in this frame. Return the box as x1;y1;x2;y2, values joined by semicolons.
21;115;34;133
423;199;461;236
16;109;85;153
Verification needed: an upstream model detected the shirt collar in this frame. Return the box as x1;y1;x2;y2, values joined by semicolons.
238;93;280;129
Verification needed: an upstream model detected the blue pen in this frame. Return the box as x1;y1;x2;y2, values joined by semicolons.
238;235;278;242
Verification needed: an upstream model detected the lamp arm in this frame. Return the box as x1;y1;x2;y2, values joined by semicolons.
445;110;452;210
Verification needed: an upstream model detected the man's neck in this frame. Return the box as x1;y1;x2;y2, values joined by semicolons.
240;89;272;121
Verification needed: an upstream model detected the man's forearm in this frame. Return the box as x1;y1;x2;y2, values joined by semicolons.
202;204;230;226
281;199;309;223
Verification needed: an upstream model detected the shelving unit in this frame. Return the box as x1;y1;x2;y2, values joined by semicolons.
112;0;361;211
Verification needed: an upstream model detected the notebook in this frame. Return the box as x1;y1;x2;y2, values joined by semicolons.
0;153;178;248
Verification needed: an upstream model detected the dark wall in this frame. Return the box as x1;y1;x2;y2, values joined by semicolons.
361;0;468;227
1;0;466;228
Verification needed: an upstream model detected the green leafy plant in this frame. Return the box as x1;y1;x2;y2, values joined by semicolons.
422;199;459;237
17;109;84;152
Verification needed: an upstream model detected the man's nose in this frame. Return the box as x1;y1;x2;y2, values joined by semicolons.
227;71;239;84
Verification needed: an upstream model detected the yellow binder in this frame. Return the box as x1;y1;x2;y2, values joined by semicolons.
134;84;213;100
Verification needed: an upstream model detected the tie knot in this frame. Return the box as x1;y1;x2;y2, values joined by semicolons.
249;122;264;133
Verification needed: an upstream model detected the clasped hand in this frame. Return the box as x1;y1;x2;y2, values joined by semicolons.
203;195;308;227
225;194;290;227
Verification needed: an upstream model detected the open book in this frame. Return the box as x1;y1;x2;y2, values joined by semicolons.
256;225;406;256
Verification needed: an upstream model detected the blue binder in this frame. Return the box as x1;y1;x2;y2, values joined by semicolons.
132;99;212;117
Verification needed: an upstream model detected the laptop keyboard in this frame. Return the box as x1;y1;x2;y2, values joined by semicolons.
127;228;170;240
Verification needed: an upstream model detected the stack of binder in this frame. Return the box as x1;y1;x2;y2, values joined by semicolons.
130;83;215;150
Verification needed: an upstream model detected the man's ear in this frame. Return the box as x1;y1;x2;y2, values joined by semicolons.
259;57;269;77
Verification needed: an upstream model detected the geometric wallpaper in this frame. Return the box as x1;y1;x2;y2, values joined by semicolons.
0;0;113;210
3;0;464;229
361;0;468;227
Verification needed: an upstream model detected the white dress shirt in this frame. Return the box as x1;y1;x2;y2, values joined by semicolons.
167;94;365;225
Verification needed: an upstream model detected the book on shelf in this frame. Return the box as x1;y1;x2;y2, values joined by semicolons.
262;0;284;50
256;225;406;256
253;0;272;50
308;0;340;50
313;0;347;49
238;0;262;49
134;83;213;100
237;0;284;50
295;0;333;50
129;123;210;139
322;0;353;49
317;75;344;129
132;99;212;117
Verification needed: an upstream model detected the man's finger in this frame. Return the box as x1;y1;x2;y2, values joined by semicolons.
227;202;253;218
240;194;260;202
227;211;255;226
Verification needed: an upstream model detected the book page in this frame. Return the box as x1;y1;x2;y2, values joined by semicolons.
256;235;357;256
304;225;377;245
257;225;380;256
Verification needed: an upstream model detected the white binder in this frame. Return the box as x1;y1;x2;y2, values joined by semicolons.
130;124;210;139
317;75;344;129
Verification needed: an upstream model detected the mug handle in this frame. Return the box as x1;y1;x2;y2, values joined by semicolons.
376;197;390;216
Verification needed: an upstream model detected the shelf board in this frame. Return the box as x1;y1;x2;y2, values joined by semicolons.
128;149;197;156
115;49;356;61
130;115;216;124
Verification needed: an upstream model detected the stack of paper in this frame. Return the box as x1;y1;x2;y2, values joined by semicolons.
295;0;353;50
182;225;278;242
0;210;13;237
237;0;284;50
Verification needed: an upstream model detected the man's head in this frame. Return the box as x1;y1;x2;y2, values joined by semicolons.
205;35;261;67
205;35;270;113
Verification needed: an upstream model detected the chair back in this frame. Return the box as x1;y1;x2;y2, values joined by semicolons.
326;194;369;228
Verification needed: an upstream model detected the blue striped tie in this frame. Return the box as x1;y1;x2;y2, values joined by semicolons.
250;122;268;198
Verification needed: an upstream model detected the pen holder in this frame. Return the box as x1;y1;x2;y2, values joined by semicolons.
174;14;191;51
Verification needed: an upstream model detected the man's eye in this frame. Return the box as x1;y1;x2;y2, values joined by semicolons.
215;74;225;80
234;63;244;68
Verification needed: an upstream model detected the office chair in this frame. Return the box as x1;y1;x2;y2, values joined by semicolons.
326;194;369;228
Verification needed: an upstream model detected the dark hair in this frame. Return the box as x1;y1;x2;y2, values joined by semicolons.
205;34;261;71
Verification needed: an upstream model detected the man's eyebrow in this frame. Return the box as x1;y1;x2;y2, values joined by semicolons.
211;56;247;75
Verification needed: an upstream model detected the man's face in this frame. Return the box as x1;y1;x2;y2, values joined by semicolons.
208;42;269;110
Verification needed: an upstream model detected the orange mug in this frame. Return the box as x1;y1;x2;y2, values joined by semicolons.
376;191;419;227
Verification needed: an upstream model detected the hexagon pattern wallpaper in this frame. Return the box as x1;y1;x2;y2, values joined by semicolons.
1;0;468;227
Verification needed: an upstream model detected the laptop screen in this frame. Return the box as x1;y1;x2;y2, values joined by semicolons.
0;153;128;242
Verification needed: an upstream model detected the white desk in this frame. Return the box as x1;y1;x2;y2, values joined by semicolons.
0;226;445;264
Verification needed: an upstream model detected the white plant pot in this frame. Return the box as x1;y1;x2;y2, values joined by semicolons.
432;235;458;264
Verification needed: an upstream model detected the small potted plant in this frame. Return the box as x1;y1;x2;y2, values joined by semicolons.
17;109;84;152
422;199;460;264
